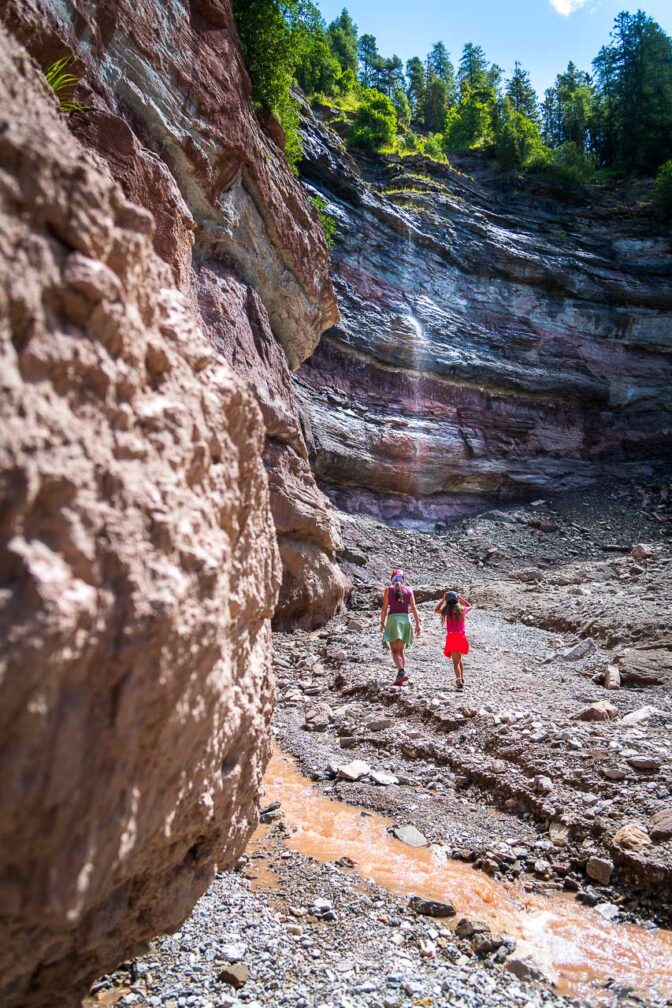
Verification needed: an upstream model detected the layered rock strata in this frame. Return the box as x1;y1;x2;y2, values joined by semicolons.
298;108;672;524
4;0;346;624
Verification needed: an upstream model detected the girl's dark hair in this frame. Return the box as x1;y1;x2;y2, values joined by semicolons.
394;580;404;602
441;596;463;620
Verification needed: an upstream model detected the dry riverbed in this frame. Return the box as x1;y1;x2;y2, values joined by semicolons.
85;476;672;1008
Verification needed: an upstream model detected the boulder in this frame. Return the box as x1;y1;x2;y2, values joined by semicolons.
549;821;570;847
219;963;250;989
627;755;661;772
408;896;456;918
575;700;619;722
370;770;399;786
621;706;664;725
604;665;621;690
612;823;651;851
455;918;491;939
367;719;395;732
534;775;554;794
586;856;614;885
337;760;371;782
303;703;334;732
471;933;513;956
562;639;597;662
392;825;428;848
631;544;653;560
649;808;672;842
505;954;550;984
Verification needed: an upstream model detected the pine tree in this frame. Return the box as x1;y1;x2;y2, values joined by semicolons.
426;42;457;104
592;11;672;172
327;8;358;73
458;43;489;96
375;55;405;97
424;72;450;132
506;62;539;123
358;33;380;87
406;56;427;123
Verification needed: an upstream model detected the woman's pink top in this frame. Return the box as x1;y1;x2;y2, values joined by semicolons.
388;585;411;614
445;603;470;633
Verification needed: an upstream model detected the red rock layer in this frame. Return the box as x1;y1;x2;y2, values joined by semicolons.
4;0;346;624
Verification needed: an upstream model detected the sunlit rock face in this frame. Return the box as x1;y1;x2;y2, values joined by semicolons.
297;107;672;525
0;4;344;1007
4;0;345;623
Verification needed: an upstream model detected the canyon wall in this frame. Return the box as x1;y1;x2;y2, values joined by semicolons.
4;0;347;626
298;108;672;525
0;4;342;1006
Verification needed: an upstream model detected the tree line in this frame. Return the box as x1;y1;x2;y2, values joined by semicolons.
232;1;672;201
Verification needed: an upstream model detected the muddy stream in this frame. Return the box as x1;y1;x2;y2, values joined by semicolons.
256;750;672;1005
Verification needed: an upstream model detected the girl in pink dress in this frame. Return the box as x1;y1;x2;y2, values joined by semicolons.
435;591;471;690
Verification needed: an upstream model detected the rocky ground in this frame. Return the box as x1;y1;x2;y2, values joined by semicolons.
85;475;671;1008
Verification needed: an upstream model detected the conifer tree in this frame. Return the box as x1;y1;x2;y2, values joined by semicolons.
406;56;427;123
358;33;380;87
506;62;539;123
327;8;358;73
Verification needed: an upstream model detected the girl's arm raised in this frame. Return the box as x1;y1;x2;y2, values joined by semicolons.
434;593;446;615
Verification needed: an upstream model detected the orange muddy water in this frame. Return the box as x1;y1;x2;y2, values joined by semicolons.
260;751;672;1004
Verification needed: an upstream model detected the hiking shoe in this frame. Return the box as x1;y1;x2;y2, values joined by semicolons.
456;681;464;691
393;674;409;687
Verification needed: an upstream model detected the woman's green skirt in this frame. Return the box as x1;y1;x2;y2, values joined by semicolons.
382;613;414;649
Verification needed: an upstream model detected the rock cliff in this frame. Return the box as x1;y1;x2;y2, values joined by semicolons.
298;107;672;525
4;0;347;625
0;3;341;1006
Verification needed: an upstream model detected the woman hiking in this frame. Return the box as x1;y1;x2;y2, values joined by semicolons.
435;591;471;690
380;569;421;686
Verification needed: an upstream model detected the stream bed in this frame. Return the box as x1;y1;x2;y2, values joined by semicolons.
262;750;672;1005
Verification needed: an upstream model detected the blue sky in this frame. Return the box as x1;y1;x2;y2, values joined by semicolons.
315;0;672;97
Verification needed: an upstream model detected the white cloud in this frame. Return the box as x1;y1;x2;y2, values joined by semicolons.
549;0;591;15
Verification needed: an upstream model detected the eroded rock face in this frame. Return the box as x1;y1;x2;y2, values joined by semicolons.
298;108;672;524
4;0;345;623
0;24;280;1008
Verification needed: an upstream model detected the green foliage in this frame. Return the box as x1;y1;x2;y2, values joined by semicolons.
495;97;547;171
422;132;448;162
350;88;396;151
327;8;358;73
309;194;338;246
592;11;672;173
444;85;494;152
424;72;450;133
653;160;672;215
358;34;380;88
232;0;315;171
506;62;539;123
405;56;426;123
531;141;592;190
44;56;88;113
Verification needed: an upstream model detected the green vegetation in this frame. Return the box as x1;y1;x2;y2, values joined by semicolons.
351;88;397;150
44;56;88;113
309;194;338;246
232;3;672;192
653;159;672;215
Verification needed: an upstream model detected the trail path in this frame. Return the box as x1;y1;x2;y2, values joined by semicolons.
86;477;672;1008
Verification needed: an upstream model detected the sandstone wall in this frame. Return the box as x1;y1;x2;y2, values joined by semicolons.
298;109;672;524
0;9;330;1006
4;0;346;624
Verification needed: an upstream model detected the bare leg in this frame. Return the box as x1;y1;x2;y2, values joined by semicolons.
458;656;465;682
451;652;463;688
391;641;404;670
